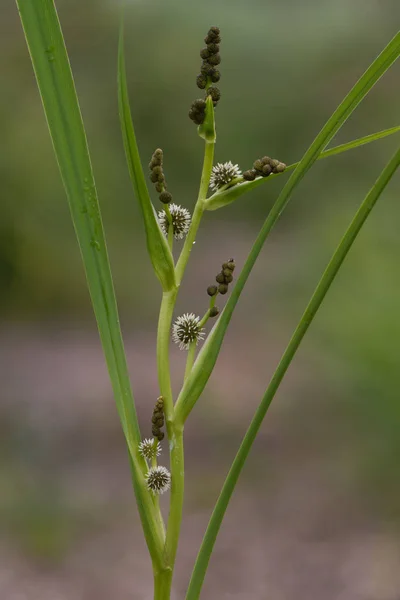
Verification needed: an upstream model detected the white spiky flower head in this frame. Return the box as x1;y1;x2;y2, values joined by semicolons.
146;466;171;495
172;313;205;350
210;161;242;191
158;203;191;240
138;438;162;460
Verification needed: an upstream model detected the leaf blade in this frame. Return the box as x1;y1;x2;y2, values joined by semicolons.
118;21;176;292
186;144;400;599
15;0;165;568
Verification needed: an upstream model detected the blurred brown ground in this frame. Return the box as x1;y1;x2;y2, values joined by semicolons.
1;0;400;597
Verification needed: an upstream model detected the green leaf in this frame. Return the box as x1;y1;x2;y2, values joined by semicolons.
206;124;400;210
175;30;400;425
15;0;165;569
118;22;176;292
186;144;400;599
198;96;216;143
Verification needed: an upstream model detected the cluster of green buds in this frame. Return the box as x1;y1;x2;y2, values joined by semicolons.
189;26;221;125
243;156;287;181
208;258;235;297
149;148;172;204
151;396;165;441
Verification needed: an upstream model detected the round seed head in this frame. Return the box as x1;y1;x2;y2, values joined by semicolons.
209;306;219;318
218;284;229;295
224;272;233;283
215;272;225;284
146;466;171;495
274;162;286;173
208;53;221;66
207;86;221;102
207;43;220;54
243;169;257;181
210;161;242;191
207;285;218;297
150;149;163;167
200;48;210;59
205;33;221;44
172;313;205;350
210;69;221;83
196;73;208;89
159;191;172;204
227;260;236;271
158;203;191;240
150;171;159;183
189;112;205;125
155;182;164;193
262;164;272;176
253;159;263;173
200;62;215;76
139;438;162;460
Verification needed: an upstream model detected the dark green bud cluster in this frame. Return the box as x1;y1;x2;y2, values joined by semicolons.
213;259;235;296
190;27;222;125
149;149;173;204
243;156;286;181
151;396;165;441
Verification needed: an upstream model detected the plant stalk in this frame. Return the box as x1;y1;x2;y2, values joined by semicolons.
175;141;215;284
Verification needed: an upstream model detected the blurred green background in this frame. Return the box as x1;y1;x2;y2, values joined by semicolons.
1;0;400;598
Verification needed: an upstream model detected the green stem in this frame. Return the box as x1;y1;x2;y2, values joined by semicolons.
184;342;197;381
175;141;215;284
164;424;185;569
154;567;173;600
156;288;183;590
186;145;400;600
157;289;178;433
158;136;215;591
185;309;211;381
165;204;174;252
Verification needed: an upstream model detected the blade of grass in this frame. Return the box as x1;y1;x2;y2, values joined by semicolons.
206;124;400;210
15;0;165;569
175;30;400;424
118;20;176;293
186;144;400;600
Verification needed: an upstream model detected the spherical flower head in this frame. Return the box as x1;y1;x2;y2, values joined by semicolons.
172;313;205;350
158;203;191;240
146;466;171;495
210;161;242;191
138;438;161;460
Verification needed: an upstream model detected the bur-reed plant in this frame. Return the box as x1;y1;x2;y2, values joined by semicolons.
15;1;400;597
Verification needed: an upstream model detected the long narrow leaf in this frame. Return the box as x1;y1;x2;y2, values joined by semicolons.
16;0;165;568
186;145;400;599
118;21;176;292
206;124;400;210
175;31;400;424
